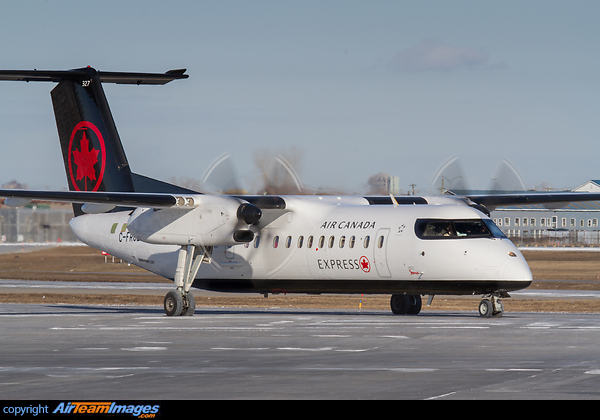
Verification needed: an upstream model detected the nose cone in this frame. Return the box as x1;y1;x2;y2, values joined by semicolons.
502;246;533;290
505;254;533;280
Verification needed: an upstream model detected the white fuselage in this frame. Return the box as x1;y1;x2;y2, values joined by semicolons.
69;196;533;296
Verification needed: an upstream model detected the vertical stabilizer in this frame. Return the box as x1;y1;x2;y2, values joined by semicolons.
51;68;134;195
0;66;189;215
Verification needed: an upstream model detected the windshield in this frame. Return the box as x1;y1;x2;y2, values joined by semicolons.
415;218;506;239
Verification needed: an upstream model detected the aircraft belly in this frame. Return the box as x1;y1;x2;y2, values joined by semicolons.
190;278;531;295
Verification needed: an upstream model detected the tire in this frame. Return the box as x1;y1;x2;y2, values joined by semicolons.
406;295;422;315
478;299;493;318
164;290;184;317
181;293;196;316
390;294;410;315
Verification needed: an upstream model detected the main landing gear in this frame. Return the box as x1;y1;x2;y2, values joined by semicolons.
390;294;422;315
163;245;211;316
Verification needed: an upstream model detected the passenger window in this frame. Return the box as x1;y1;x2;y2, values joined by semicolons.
328;236;335;248
377;235;384;248
307;236;313;248
349;236;355;248
363;236;370;248
273;236;279;248
285;236;292;248
339;235;346;248
298;235;304;248
254;236;260;248
318;236;325;248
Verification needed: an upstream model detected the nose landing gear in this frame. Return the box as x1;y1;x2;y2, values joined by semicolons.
478;293;507;318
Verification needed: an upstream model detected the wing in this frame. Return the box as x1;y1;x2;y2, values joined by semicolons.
0;189;287;212
0;188;287;247
465;191;600;210
3;188;598;211
0;189;182;208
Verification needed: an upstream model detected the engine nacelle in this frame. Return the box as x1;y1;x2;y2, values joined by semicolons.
126;195;261;246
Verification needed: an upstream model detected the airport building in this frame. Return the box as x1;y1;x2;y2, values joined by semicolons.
490;180;600;247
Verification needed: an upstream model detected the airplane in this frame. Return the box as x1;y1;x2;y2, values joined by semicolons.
2;66;600;318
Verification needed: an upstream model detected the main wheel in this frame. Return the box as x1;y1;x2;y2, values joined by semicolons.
164;290;184;316
391;294;410;315
391;294;422;315
406;294;422;315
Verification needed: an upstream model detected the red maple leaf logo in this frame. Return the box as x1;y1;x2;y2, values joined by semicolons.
72;131;99;184
67;121;106;192
359;256;370;273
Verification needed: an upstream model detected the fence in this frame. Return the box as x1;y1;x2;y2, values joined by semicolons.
0;207;79;243
507;229;600;247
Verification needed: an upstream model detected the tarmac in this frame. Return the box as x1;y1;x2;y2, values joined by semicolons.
1;244;600;400
1;303;600;400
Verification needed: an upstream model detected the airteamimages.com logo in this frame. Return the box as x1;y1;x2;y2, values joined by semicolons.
54;402;160;417
3;402;161;418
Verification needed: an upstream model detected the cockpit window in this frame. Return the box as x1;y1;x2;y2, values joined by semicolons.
421;220;454;237
482;219;506;238
454;220;489;237
415;219;505;239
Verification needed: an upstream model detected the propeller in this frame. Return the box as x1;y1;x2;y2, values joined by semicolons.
489;158;527;192
430;155;470;194
201;151;304;195
431;155;527;195
201;153;244;194
431;155;529;215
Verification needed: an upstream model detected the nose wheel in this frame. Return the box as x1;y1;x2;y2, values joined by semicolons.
478;294;505;318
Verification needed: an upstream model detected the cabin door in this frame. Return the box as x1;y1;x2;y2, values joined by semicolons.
374;228;391;277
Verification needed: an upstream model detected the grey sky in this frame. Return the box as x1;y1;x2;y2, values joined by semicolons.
0;0;599;194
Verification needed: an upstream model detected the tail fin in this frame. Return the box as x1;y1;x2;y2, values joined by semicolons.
51;68;134;194
0;67;189;214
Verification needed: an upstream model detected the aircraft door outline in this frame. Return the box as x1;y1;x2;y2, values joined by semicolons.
374;228;391;277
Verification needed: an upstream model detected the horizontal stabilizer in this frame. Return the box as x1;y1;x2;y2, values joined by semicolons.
0;67;188;85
